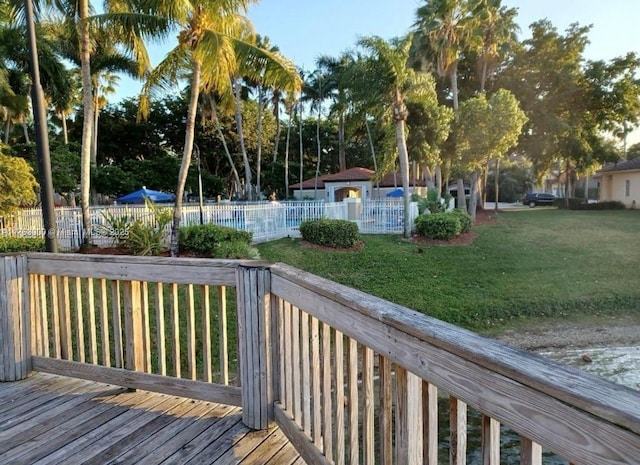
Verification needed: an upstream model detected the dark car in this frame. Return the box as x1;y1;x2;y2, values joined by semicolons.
522;192;556;207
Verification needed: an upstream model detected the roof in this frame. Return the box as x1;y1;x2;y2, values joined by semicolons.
597;157;640;174
290;167;426;189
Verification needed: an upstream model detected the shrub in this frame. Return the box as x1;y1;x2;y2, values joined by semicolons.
93;209;134;246
215;241;260;259
417;190;450;214
0;236;45;253
415;213;461;240
299;219;359;248
556;198;627;210
450;208;473;233
122;198;172;255
179;223;253;257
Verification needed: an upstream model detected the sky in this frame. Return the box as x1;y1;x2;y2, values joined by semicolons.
114;0;640;143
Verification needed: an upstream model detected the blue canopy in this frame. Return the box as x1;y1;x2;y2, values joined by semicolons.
117;187;175;204
386;188;404;197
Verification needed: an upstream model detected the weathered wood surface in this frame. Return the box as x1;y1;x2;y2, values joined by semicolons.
32;356;242;406
26;253;270;286
271;264;640;464
0;373;304;465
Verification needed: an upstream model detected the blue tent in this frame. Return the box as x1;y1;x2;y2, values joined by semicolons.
386;188;404;197
116;187;175;204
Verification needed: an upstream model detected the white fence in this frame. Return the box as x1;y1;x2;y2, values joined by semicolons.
0;200;419;250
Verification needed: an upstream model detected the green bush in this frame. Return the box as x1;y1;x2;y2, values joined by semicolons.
215;241;260;259
299;219;359;248
0;236;45;253
417;189;450;214
122;198;172;255
450;208;473;233
179;223;253;257
415;213;461;240
556;198;627;210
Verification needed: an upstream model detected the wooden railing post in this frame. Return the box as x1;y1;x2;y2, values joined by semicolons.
122;280;144;373
236;264;275;430
0;255;31;381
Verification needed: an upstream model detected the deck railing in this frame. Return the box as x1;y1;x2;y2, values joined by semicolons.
1;254;639;464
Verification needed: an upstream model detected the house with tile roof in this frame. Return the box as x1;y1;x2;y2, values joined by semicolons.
289;167;427;201
597;157;640;207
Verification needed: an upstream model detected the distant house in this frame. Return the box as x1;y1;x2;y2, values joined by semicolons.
289;167;427;202
597;157;640;207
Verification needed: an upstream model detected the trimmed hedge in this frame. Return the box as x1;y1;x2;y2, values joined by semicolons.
555;198;627;210
450;208;473;233
299;219;359;249
0;236;45;253
415;213;462;240
178;223;253;257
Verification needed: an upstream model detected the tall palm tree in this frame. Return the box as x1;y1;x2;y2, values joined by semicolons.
356;35;439;238
138;0;300;255
414;0;476;211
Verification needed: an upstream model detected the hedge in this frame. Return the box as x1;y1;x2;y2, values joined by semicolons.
299;219;359;248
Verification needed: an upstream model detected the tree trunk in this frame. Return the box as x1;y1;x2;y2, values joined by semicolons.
21;115;30;143
91;88;99;166
450;67;459;111
480;58;488;93
365;116;379;198
457;178;466;212
468;170;480;221
79;0;94;246
61;110;69;145
314;106;321;200
298;103;303;199
272;95;281;165
256;86;263;200
234;79;251;199
284;110;292;200
3;119;10;144
494;158;500;213
395;117;412;238
435;165;442;197
170;60;202;256
211;104;241;196
338;112;346;171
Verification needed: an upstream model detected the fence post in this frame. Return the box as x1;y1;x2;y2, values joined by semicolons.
236;264;276;429
0;255;31;381
122;280;144;373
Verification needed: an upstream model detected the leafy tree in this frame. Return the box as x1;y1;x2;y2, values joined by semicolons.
0;147;38;216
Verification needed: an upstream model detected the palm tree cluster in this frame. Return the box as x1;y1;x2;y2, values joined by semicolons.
1;0;638;243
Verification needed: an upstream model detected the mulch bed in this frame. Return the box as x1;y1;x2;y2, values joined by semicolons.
409;208;497;247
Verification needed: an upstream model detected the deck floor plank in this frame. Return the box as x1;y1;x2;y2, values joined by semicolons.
0;373;306;465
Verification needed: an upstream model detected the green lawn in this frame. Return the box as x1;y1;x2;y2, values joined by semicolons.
257;209;640;331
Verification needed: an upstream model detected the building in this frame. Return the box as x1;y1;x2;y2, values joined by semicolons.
597;157;640;207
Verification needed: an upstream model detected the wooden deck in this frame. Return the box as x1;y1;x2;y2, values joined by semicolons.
0;373;305;465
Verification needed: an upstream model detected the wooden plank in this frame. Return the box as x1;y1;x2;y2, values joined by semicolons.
334;330;345;465
348;338;358;465
450;396;467;465
186;283;197;380
362;345;374;465
217;285;229;385
278;297;285;404
311;316;321;447
155;282;166;376
275;402;332;465
31;356;242;406
48;275;61;358
58;276;72;360
379;355;393;465
18;256;29;379
271;264;640;436
111;280;123;368
29;274;39;356
26;253;251;285
141;281;151;372
520;437;542;465
292;305;302;425
170;282;181;378
74;277;85;362
271;269;640;463
301;310;311;437
38;274;49;357
122;280;144;372
284;300;293;414
270;293;281;420
423;381;438;465
201;285;212;383
98;279;110;366
0;258;13;381
482;415;500;465
0;256;30;381
86;278;98;364
322;322;333;460
395;366;423;465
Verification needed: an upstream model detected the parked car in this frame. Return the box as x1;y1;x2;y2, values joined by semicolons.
522;192;556;207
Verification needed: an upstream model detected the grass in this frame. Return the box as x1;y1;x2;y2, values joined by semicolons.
257;209;640;331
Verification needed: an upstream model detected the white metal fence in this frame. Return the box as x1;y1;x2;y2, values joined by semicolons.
0;200;419;250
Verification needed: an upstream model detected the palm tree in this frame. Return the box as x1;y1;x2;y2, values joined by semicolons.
138;0;300;255
356;35;439;238
414;0;476;212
